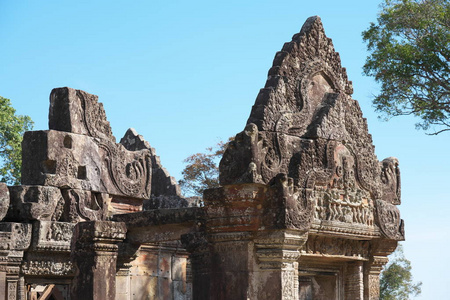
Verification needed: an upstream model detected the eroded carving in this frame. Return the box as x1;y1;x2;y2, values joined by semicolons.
381;157;401;205
266;173;314;231
0;223;32;251
61;189;107;222
7;186;63;222
49;87;115;141
0;183;10;221
98;140;152;199
21;257;75;276
121;128;182;199
304;236;370;258
30;221;74;251
375;199;404;240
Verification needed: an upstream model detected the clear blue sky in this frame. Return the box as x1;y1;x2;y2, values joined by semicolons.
1;1;448;298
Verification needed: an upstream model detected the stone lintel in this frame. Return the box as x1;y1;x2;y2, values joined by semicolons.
309;220;380;240
112;208;202;245
112;207;202;228
30;221;75;252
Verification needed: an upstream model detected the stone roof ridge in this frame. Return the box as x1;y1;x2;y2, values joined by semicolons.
298;15;321;37
119;127;182;199
266;15;352;94
247;16;354;135
120;128;155;155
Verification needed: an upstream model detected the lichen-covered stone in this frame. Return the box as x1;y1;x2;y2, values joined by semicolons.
21;130;105;192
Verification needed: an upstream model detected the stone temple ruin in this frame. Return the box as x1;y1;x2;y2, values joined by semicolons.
0;16;404;299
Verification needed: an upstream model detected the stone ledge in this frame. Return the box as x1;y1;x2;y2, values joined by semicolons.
112;207;203;229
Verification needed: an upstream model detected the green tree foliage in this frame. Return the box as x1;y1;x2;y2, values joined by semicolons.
380;244;422;300
362;0;450;134
179;139;231;197
0;96;33;185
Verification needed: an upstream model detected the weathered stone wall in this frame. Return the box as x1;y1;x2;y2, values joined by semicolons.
0;86;195;300
116;245;190;300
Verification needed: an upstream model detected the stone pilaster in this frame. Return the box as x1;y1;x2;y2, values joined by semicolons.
6;252;25;300
364;239;397;300
71;221;126;300
253;230;308;300
115;242;140;300
0;223;32;300
182;232;211;300
345;261;364;300
365;256;389;300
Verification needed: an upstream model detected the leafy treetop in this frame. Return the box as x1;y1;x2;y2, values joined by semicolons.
363;0;450;134
179;139;231;197
380;244;422;300
0;96;33;185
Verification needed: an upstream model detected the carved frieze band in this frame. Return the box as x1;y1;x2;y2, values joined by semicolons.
31;221;74;252
303;235;369;259
22;259;74;276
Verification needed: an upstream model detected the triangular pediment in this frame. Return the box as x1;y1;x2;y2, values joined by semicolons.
222;16;376;188
219;16;403;240
247;16;354;136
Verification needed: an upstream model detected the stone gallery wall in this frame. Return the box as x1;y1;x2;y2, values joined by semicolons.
0;86;198;300
0;16;404;300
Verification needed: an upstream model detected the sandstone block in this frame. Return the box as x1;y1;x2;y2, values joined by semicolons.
0;183;10;221
7;185;63;222
21;130;104;192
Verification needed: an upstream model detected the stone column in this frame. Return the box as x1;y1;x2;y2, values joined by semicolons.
115;243;139;300
253;230;308;300
5;251;24;300
345;261;364;300
364;256;389;300
0;223;32;300
71;221;127;300
115;260;132;300
364;240;397;300
185;231;254;300
182;232;211;300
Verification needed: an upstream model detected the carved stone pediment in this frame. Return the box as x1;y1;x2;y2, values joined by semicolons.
219;16;404;240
